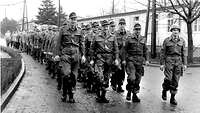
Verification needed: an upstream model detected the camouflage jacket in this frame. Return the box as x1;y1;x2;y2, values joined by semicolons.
123;34;148;62
160;35;187;65
90;30;119;60
54;25;85;56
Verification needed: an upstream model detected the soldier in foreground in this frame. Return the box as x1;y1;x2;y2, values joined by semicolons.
123;23;149;102
90;20;119;103
54;12;86;103
160;24;187;105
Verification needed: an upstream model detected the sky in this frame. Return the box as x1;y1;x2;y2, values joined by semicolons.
0;0;147;22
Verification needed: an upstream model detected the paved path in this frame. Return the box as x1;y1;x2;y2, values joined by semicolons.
3;53;200;113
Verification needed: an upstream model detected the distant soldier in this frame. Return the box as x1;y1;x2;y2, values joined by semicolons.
110;18;130;93
90;20;119;103
160;24;187;105
123;23;149;102
77;24;91;84
54;12;86;103
84;22;99;92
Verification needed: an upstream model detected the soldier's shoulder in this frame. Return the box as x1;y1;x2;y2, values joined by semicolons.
179;36;186;42
164;37;171;42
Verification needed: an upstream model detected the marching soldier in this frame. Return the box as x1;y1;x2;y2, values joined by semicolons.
54;12;86;103
84;22;99;92
56;21;69;91
123;23;149;102
160;24;187;105
90;20;119;103
77;24;91;84
110;18;130;93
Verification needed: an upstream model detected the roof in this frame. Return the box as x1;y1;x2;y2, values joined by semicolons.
77;5;181;22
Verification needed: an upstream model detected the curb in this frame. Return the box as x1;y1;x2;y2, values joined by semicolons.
147;63;200;67
1;58;26;111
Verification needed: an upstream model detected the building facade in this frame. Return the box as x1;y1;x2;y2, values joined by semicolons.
78;9;200;47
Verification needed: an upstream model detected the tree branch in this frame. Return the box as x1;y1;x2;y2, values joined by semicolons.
191;6;200;23
176;0;188;17
169;0;187;21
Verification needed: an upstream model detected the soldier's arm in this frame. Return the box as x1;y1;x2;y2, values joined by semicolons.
182;40;187;65
143;42;149;61
89;35;96;61
113;36;119;60
80;34;85;56
160;39;167;65
54;28;62;56
122;35;129;62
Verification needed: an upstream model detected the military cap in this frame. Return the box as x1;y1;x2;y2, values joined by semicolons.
101;20;109;26
81;24;86;30
133;23;141;30
119;18;126;24
69;12;77;19
109;21;115;27
170;24;180;32
92;22;99;28
85;24;91;30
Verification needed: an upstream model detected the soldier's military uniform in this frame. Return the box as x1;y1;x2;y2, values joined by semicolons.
160;24;187;105
77;24;91;84
54;12;85;103
84;22;99;93
123;23;148;102
90;20;119;103
110;18;129;93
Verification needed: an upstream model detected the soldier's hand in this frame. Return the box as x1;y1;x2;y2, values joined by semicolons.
145;61;149;66
122;60;126;65
160;65;164;71
81;55;86;63
183;65;187;71
115;59;119;66
54;55;60;61
90;60;94;65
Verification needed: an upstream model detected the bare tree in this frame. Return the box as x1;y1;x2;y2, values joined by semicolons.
157;0;200;64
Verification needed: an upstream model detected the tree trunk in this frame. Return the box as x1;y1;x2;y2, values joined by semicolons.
187;22;193;64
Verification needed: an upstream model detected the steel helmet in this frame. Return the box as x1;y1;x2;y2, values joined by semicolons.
170;24;180;32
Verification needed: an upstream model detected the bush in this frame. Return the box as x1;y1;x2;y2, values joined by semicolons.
1;46;22;95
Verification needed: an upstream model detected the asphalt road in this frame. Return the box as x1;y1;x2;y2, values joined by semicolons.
3;53;200;113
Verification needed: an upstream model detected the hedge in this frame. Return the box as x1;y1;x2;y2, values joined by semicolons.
1;46;22;96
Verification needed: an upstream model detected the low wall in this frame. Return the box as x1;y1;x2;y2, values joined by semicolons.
1;46;22;95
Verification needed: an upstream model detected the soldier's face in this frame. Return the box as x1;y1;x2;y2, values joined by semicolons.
134;28;141;35
70;17;77;26
109;26;115;32
93;27;98;33
172;29;180;36
102;25;108;31
118;23;125;30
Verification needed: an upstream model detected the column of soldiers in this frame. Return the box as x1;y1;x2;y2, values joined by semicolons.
8;11;186;106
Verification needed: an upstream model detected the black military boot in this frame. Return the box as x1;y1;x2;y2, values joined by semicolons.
126;91;131;101
61;95;67;102
132;93;140;102
96;89;101;102
117;86;124;93
162;90;167;100
68;93;75;103
170;94;177;105
111;85;117;91
100;90;109;103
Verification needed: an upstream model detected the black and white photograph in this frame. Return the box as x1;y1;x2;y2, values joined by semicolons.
1;0;200;113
